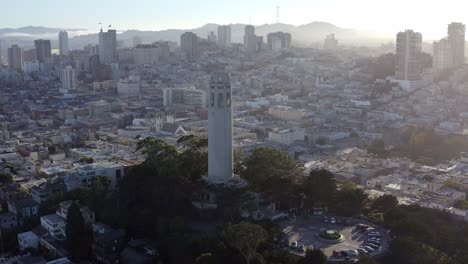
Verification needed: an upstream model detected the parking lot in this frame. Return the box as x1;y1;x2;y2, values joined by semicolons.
281;217;389;261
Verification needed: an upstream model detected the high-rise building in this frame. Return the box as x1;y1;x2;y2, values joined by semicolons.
7;44;23;70
396;30;422;80
244;25;262;53
34;39;52;62
217;25;232;48
60;66;76;91
447;22;465;67
208;32;217;43
180;32;199;60
132;36;142;47
58;31;69;56
207;72;233;184
433;38;453;74
267;32;292;51
134;44;160;65
23;49;37;63
324;34;338;50
98;29;118;64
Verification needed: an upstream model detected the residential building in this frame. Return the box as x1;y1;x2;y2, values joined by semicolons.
208;31;217;43
217;25;232;48
268;106;307;121
60;66;76;92
433;38;453;74
56;200;95;224
8;198;40;223
396;30;422;80
162;86;207;108
268;127;305;146
99;29;118;64
133;44;159;65
267;32;292;51
117;76;141;97
7;44;23;70
34;39;52;62
0;212;17;229
58;31;69;56
244;25;262;53
40;214;66;240
180;32;199;60
324;34;338;50
23;49;37;63
448;22;465;67
31;178;67;204
91;223;127;264
18;231;40;252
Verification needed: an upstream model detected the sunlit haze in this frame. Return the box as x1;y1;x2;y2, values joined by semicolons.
2;0;468;39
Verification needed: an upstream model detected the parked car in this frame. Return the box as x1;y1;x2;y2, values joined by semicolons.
330;217;336;224
357;248;369;255
290;241;298;249
367;243;380;249
363;246;375;252
297;245;305;253
347;250;359;257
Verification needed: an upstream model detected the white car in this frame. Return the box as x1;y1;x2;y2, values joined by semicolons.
290;241;298;249
330;217;336;224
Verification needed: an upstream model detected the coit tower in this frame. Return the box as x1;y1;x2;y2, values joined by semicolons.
207;72;233;184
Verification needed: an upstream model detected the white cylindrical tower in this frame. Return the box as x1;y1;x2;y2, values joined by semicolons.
207;72;233;184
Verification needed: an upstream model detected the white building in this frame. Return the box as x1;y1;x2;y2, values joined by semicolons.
207;72;233;184
60;66;76;92
163;86;207;108
268;128;305;146
24;61;40;74
433;38;453;74
117;76;141;97
58;31;69;56
18;231;41;251
217;25;232;48
98;29;117;64
133;44;159;65
40;214;66;240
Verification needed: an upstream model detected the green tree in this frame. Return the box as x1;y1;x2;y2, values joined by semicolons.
221;222;267;264
65;202;92;260
0;173;12;185
331;188;368;216
243;147;303;209
297;248;327;264
371;194;398;213
302;169;336;207
387;237;453;264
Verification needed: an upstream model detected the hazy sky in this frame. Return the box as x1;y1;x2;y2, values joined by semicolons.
2;0;468;39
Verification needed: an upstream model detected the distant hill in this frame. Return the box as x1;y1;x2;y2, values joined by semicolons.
0;22;383;50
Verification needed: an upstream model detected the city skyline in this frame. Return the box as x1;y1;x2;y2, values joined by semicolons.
2;0;468;40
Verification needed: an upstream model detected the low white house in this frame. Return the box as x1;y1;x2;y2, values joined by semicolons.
18;231;40;251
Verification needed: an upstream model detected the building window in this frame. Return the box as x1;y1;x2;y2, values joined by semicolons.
210;93;214;106
218;93;223;108
226;93;231;106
